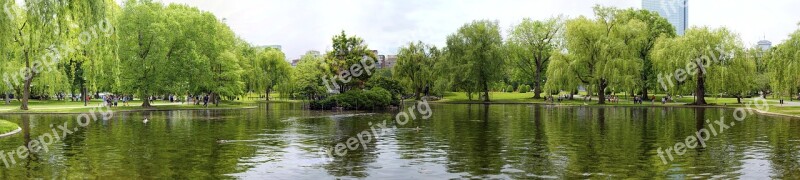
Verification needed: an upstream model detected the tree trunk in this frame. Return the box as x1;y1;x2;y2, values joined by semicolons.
82;86;88;106
265;88;271;101
20;52;32;110
4;92;9;105
694;71;707;105
533;68;543;99
597;80;607;105
414;90;421;100
213;93;219;107
642;88;649;101
570;89;577;100
483;81;490;102
142;95;152;107
20;75;31;110
736;96;742;104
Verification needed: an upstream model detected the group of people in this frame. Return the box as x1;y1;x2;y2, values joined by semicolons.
101;95;129;107
150;94;212;107
605;96;621;103
188;94;211;107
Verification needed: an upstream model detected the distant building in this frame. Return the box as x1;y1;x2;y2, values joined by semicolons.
757;40;772;51
263;45;282;51
290;59;300;67
642;0;688;35
377;55;386;68
307;50;322;58
383;55;398;69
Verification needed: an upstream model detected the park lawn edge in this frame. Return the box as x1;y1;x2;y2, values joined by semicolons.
0;102;259;114
0;120;21;137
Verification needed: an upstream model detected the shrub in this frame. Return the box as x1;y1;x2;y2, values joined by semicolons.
506;85;515;92
366;76;403;105
519;85;531;93
310;87;393;110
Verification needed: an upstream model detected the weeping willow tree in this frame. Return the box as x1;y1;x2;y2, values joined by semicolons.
768;27;800;100
255;48;290;101
54;0;119;105
0;0;16;104
1;0;114;109
714;48;756;104
544;6;645;104
4;0;66;110
652;27;744;105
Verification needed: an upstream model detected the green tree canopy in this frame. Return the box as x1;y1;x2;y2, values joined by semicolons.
652;27;744;105
322;31;377;93
443;20;505;102
506;17;564;99
545;6;646;104
394;41;438;100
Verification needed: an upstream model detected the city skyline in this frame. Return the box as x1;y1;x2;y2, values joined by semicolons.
149;0;800;60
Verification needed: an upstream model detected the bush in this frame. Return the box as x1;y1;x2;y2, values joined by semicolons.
505;85;515;92
519;85;531;93
310;87;393;110
365;76;403;105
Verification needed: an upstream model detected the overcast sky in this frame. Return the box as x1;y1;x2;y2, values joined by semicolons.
148;0;800;60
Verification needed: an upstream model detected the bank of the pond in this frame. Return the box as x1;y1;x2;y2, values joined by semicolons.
0;100;258;114
0;120;21;137
431;96;800;118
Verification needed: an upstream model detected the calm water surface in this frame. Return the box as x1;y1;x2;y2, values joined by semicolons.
0;103;799;179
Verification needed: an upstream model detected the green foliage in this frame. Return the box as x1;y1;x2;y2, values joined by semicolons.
505;85;515;92
443;20;506;101
506;17;563;98
254;48;291;100
118;1;243;106
652;27;744;105
768;28;800;98
545;6;645;104
322;31;377;92
394;41;439;100
518;85;531;93
294;51;327;100
311;88;392;110
1;0;117;109
366;75;404;105
117;0;171;106
614;8;676;97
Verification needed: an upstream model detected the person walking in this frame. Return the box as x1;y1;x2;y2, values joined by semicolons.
203;94;209;108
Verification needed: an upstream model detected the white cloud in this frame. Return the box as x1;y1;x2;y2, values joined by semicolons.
150;0;799;60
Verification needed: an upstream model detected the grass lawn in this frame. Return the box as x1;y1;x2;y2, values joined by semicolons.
764;105;800;116
0;120;19;134
0;99;257;113
439;92;800;117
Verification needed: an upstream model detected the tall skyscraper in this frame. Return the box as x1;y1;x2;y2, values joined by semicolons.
642;0;688;35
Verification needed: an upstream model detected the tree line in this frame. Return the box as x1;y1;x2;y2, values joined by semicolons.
2;1;799;110
388;6;800;105
0;0;299;109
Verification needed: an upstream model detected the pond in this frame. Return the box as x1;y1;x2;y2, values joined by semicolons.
0;103;798;179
